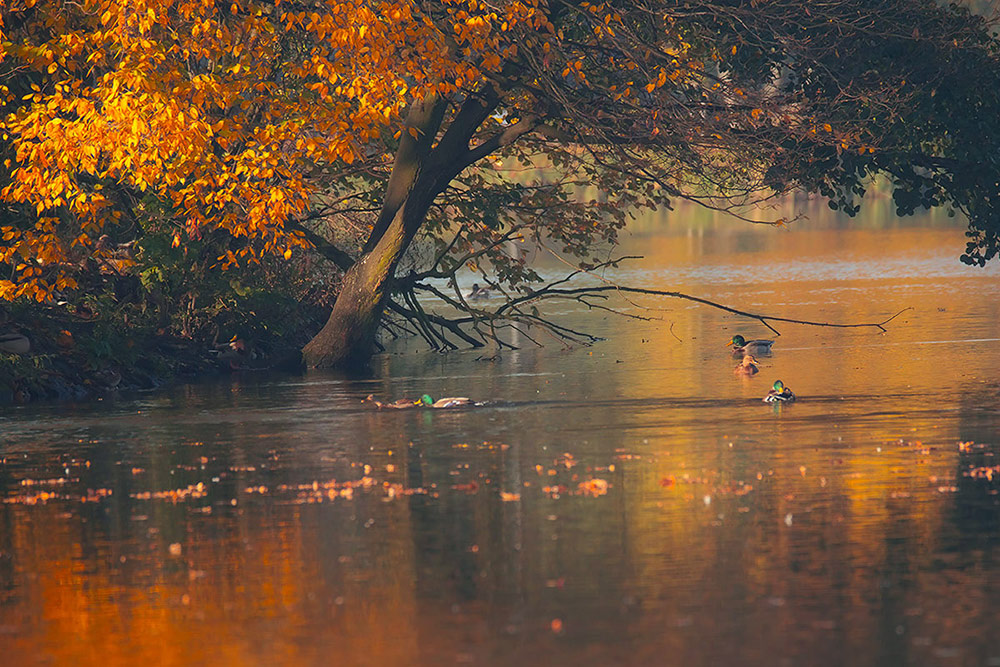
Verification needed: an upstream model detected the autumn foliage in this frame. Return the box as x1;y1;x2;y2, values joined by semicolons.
1;0;547;301
3;0;1000;365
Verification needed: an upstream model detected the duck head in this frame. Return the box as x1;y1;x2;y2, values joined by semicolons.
728;334;747;347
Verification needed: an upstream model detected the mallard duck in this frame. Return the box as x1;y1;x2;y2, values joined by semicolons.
365;394;475;409
0;332;30;355
763;380;795;403
364;394;422;409
734;354;760;376
728;334;774;356
467;283;491;300
418;394;474;408
215;338;249;370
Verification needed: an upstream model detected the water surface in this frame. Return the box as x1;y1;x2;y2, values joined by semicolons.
2;209;1000;666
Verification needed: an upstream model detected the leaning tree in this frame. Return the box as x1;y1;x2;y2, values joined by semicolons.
3;0;1000;367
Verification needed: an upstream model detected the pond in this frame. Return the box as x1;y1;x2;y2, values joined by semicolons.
3;201;1000;666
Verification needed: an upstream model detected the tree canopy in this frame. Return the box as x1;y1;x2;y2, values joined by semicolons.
3;0;1000;365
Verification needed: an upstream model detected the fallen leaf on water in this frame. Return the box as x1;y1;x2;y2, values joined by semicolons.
967;466;1000;481
578;478;608;497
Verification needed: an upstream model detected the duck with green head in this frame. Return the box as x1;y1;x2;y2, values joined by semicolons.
419;394;473;408
728;334;774;356
763;380;795;403
365;394;477;409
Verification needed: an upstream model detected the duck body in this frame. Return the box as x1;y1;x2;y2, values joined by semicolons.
432;397;474;408
729;335;774;357
364;395;421;409
215;338;249;370
734;355;760;376
0;332;30;355
421;394;474;408
763;380;795;403
467;283;491;300
365;394;477;409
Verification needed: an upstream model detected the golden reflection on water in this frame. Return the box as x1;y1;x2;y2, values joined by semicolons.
2;214;1000;665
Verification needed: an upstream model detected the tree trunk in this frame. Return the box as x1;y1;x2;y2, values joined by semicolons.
300;89;504;368
301;208;410;369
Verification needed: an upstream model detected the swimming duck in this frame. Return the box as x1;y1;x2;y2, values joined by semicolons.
733;354;760;376
215;338;250;370
418;394;474;408
763;380;795;403
467;283;491;300
365;394;475;409
364;394;422;409
728;334;774;356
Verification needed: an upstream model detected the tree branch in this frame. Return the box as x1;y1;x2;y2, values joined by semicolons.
499;285;911;334
386;293;485;348
285;218;355;271
458;115;542;172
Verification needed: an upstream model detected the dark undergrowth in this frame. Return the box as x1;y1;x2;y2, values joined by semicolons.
0;246;338;405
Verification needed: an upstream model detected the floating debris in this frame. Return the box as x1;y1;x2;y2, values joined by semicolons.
578;478;609;497
132;482;207;502
966;466;1000;481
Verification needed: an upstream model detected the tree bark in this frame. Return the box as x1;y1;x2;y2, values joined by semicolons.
301;206;409;369
302;94;451;369
301;161;447;368
300;87;509;369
